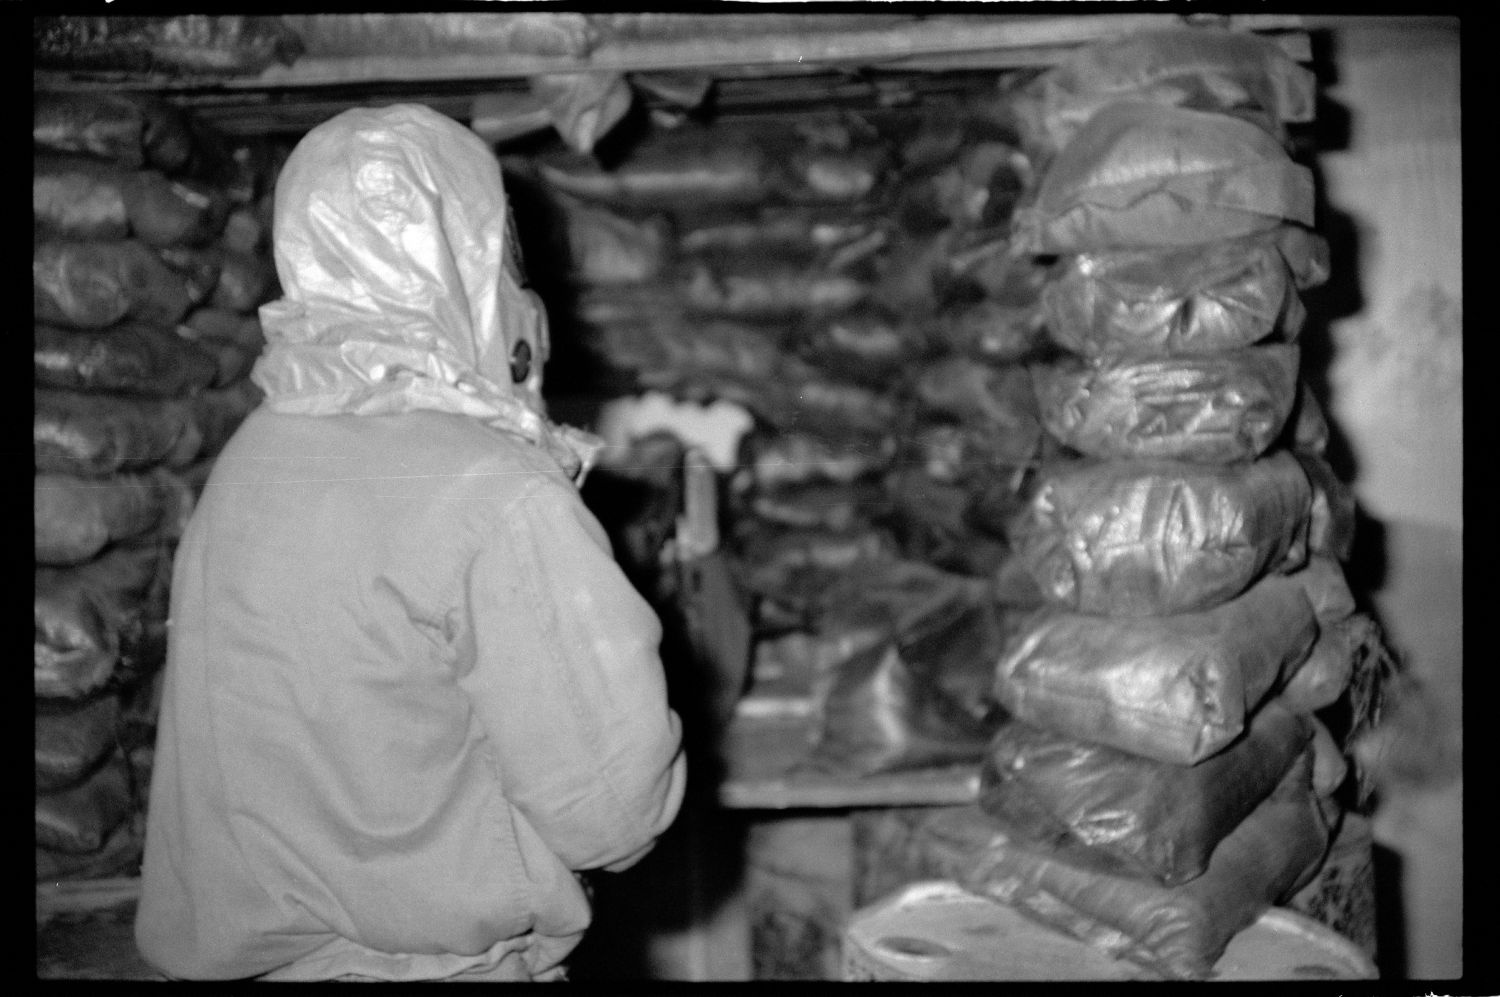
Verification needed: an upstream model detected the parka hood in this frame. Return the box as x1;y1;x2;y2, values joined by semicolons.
251;103;601;479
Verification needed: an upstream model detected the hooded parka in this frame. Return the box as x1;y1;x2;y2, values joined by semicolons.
134;104;687;982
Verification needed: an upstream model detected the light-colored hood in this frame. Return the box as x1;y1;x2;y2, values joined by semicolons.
251;103;601;480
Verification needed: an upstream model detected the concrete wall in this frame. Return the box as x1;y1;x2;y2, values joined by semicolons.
1306;16;1462;980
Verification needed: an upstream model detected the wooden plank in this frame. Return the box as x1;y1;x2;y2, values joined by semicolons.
36;14;1307;93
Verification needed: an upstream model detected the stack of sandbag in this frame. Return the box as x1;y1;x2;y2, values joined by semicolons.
34;91;280;882
503;105;1054;776
904;27;1398;979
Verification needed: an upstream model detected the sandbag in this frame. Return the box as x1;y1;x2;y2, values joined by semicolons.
748;478;888;533
1288;381;1331;456
1042;227;1330;358
36;543;171;701
210;246;277;313
1015;451;1311;616
804;641;995;777
1308;716;1349;798
1012;102;1314;254
760;365;903;437
929;296;1048;366
913;357;1042;442
34;321;218;397
899;140;1029;231
958;750;1332;980
903;420;1043;488
678;210;891;267
35;469;193;566
156;244;226;307
979;700;1312;887
553;195;672;286
796;307;929;386
36;693;122;794
127;170;231;247
994;572;1318;764
33;91;194;171
34;239;198;330
738;427;896;490
190;377;265;457
1282;613;1384;716
681;261;871;320
35;748;137;855
1296;452;1357;562
32;155;129;241
1291;554;1358;623
35;388;202;478
881;471;1013;578
1032;344;1301;464
1012;26;1317;161
176;307;266;387
36;813;144;883
534;135;776;208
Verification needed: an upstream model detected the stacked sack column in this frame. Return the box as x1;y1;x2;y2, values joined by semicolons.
34;92;279;884
948;27;1388;979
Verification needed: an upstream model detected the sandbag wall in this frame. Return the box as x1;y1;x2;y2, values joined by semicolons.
925;28;1394;979
503;97;1060;779
34;92;278;882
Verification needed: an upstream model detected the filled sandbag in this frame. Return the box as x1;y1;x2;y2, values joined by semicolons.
1032;344;1301;464
804;640;995;777
796;306;930;386
1014;451;1311;616
1296;451;1357;562
680;260;872;320
1012;102;1314;254
1288;381;1331;455
210;246;277;313
35;748;137;855
156;244;225;307
36;543;171;701
929;295;1049;366
1283;613;1386;716
1011;26;1317;161
1042;227;1329;358
35;388;203;478
33;91;194;171
34;239;198;329
738;427;897;490
189;377;265;457
36;693;122;794
551;194;672;286
979;700;1311;886
35;469;193;566
748;478;888;533
993;573;1318;764
958;750;1332;980
880;471;1013;578
34;321;219;397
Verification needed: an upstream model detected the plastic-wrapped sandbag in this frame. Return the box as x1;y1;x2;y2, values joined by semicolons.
1291;554;1358;622
35;747;137;856
36;543;170;701
189;377;264;457
881;471;1012;578
34;321;218;398
1011;26;1317;162
979;700;1311;887
1296;452;1357;562
36;157;229;247
1015;451;1311;617
35;389;202;478
681;260;871;320
1012;103;1315;254
804;640;995;777
34;239;197;330
1032;344;1301;464
210;246;277;313
957;751;1332;980
35;469;193;566
1308;716;1349;798
535;135;775;209
553;194;672;285
1283;613;1385;716
797;307;929;386
994;573;1318;764
738;427;896;490
33;91;194;171
929;296;1048;366
749;478;887;533
37;694;122;794
1286;382;1330;456
1042;227;1330;358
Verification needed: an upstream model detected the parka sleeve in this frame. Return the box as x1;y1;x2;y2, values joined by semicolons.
454;475;687;873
